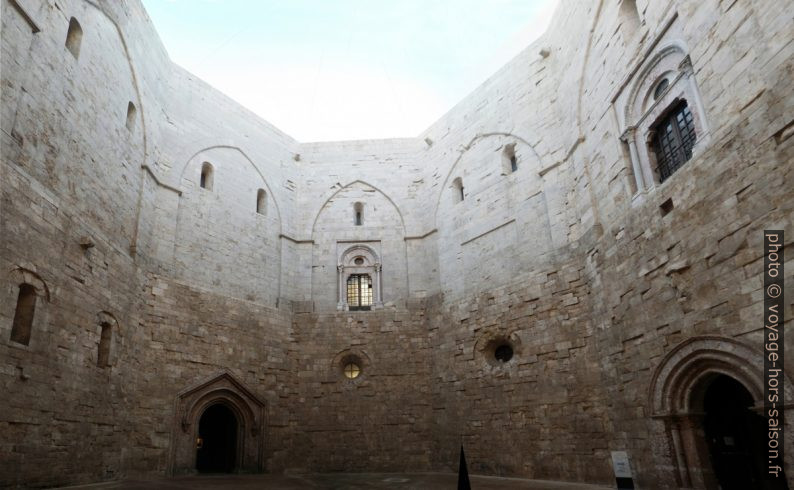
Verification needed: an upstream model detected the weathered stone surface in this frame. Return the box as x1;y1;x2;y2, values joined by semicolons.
1;0;792;489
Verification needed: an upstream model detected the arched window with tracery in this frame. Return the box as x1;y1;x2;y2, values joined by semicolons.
617;44;709;194
337;245;383;311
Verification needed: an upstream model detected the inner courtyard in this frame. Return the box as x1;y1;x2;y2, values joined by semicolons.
1;0;793;489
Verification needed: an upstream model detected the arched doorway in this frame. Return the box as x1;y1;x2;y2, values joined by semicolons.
196;403;238;473
649;336;793;489
701;375;788;490
170;372;266;475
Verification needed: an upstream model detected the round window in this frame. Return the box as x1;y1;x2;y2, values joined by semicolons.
354;257;364;266
343;362;361;379
494;344;514;363
653;78;670;100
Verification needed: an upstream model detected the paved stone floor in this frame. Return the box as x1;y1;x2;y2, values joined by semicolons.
59;473;613;489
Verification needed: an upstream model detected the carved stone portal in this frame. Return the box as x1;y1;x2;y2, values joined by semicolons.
168;371;266;475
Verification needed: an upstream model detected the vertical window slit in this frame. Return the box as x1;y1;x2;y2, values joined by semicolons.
126;102;136;131
200;162;214;190
503;143;518;173
10;284;36;345
97;322;112;368
354;202;363;226
256;189;266;215
66;17;83;59
452;177;464;203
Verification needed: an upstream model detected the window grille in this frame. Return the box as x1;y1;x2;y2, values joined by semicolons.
652;101;696;183
346;274;373;310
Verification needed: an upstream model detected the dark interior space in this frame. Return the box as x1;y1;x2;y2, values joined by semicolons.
702;375;788;490
196;404;238;473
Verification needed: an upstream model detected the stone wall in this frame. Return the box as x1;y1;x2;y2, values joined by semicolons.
1;0;792;488
290;306;434;472
124;274;295;476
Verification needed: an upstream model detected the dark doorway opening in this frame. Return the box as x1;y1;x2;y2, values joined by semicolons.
196;403;237;473
702;375;788;490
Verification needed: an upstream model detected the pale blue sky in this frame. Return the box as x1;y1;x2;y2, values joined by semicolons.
141;0;558;141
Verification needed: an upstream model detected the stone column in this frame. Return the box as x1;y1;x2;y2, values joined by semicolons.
677;412;717;490
668;415;692;488
373;263;383;308
621;126;648;192
337;265;347;311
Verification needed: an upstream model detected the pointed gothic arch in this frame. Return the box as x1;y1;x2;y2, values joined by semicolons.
310;180;406;237
432;132;542;226
169;371;267;475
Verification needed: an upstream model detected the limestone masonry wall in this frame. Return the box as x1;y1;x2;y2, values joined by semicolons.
1;0;792;488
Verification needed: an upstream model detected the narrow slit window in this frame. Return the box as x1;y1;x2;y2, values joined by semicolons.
452;177;464;203
66;17;83;59
200;162;213;190
619;0;640;35
347;274;373;311
256;189;266;215
354;202;363;226
10;284;37;345
126;102;136;131
97;322;112;368
503;143;518;173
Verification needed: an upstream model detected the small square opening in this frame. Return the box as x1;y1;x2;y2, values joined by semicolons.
660;198;674;216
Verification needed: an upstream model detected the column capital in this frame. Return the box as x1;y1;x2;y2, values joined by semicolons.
620;126;637;142
678;55;694;76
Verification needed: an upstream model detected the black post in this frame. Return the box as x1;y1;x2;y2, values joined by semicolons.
458;445;471;490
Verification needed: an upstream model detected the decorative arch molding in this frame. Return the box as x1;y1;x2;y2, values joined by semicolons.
647;336;794;488
310;180;406;237
176;145;284;229
432;132;543;226
336;244;383;310
339;243;379;267
77;1;148;166
169;371;267;475
619;39;710;192
8;267;50;301
648;335;791;416
624;40;691;123
71;1;151;258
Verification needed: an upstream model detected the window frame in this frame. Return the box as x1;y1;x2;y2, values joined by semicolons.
346;274;373;311
650;101;697;183
617;46;710;196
